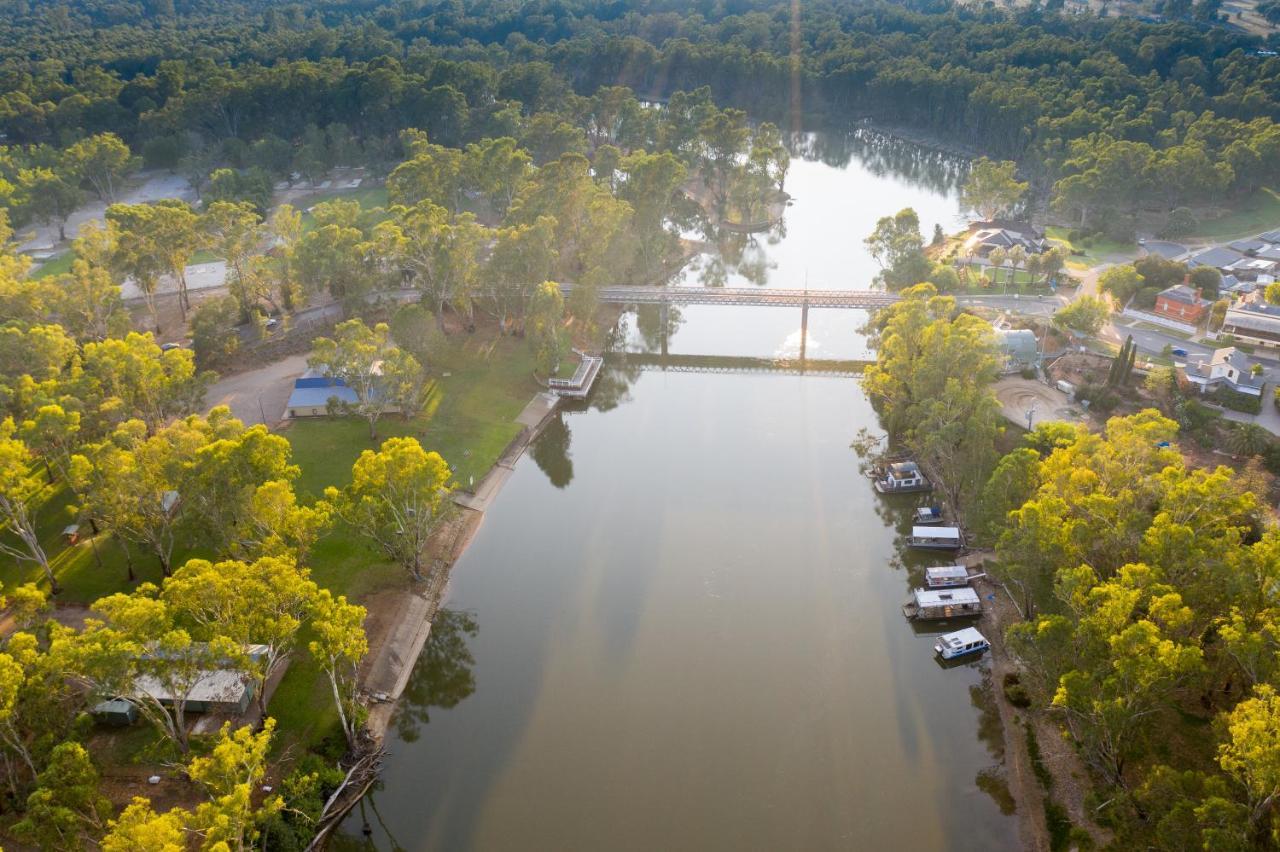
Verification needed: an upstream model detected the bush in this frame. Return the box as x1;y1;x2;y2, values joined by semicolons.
1273;386;1280;413
1077;383;1120;413
1046;801;1075;852
1003;672;1032;708
1020;367;1037;380
1158;206;1197;239
1026;724;1053;791
1211;385;1263;415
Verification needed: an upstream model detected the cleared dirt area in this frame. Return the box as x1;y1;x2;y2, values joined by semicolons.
203;352;309;426
993;377;1087;429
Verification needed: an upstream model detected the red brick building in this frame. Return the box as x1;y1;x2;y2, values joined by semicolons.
1154;285;1209;325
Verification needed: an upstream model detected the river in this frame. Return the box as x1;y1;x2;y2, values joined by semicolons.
335;130;1020;851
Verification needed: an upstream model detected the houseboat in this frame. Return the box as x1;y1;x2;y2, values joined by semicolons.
925;564;976;589
934;627;990;660
908;526;963;550
914;506;945;525
874;462;932;494
902;587;983;620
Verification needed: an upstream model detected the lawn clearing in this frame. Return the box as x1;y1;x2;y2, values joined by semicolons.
297;186;389;232
1046;226;1137;268
1185;187;1280;242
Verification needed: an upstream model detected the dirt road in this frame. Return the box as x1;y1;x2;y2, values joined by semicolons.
204;353;309;426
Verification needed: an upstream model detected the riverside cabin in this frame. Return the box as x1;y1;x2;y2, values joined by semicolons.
908;526;963;550
925;565;973;589
902;587;982;620
934;627;990;660
874;462;932;494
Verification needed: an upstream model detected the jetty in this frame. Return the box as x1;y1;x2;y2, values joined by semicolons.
548;350;604;399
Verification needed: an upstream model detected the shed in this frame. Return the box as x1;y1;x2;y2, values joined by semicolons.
91;698;138;727
134;670;255;715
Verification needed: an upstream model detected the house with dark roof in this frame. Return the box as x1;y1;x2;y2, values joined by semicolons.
1258;229;1280;244
1181;348;1265;397
1154;285;1209;325
963;221;1048;258
1185;246;1247;272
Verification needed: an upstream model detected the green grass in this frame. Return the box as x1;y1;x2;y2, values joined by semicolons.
287;331;537;497
298;186;389;233
0;482;197;604
1128;321;1194;340
1045;226;1137;268
1184;187;1280;242
29;251;75;279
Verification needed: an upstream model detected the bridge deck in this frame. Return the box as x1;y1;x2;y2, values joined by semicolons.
561;284;897;309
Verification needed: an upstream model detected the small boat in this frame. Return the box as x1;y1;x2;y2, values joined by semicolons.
924;564;981;589
908;526;963;550
935;627;990;660
914;506;945;525
902;587;983;620
874;461;932;494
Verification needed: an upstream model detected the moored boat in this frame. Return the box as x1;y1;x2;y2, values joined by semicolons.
934;627;990;659
924;564;976;589
902;587;983;620
874;461;932;494
914;505;945;525
908;526;963;550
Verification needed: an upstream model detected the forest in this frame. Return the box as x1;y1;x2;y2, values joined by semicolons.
2;0;1280;848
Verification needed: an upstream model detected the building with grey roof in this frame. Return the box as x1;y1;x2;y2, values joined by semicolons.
1185;246;1247;272
1181;347;1265;397
1220;301;1280;349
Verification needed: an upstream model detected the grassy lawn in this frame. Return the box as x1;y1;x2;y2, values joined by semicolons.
1045;226;1137;268
1128;321;1194;340
1185;187;1280;242
298;186;389;232
0;483;198;604
29;250;75;279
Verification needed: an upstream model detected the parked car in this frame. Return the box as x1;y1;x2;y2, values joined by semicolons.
1171;347;1188;358
160;342;182;352
265;317;280;330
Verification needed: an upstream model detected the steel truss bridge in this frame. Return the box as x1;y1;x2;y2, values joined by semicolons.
606;352;870;377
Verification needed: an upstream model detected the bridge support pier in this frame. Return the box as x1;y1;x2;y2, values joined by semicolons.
799;300;809;365
659;302;669;357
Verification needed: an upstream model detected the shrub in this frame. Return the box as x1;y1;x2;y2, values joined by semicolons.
1158;206;1197;239
1046;801;1075;852
1077;383;1120;414
1274;386;1280;412
1210;385;1263;415
1025;724;1053;791
1003;672;1032;708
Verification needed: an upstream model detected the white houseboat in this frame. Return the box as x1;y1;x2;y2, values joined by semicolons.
934;627;990;660
914;506;945;525
874;462;932;494
925;564;977;589
902;587;983;620
908;526;963;550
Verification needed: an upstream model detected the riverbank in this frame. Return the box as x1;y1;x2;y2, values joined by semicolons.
917;465;1110;850
361;391;563;741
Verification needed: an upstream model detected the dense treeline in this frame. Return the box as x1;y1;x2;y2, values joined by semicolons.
3;0;1279;239
869;288;1280;847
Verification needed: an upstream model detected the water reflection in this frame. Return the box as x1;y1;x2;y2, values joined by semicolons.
392;609;479;744
791;127;969;197
530;415;573;488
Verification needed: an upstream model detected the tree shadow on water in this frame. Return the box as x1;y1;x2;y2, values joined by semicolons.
393;608;480;744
